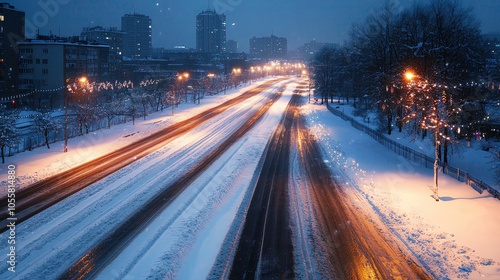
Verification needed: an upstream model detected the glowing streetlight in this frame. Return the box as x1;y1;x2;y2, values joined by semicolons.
64;75;90;153
78;76;88;84
404;70;415;81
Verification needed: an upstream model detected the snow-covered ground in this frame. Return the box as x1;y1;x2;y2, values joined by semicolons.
303;102;500;279
1;77;499;279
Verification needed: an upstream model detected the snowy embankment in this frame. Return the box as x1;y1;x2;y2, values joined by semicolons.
303;102;500;279
0;78;296;279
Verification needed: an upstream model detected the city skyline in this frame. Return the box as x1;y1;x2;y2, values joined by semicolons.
13;0;500;52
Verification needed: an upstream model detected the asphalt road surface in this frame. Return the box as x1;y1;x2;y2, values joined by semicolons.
230;94;300;279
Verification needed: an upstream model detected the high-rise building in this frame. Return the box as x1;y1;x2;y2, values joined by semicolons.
82;26;125;80
18;36;109;108
0;3;24;102
121;13;152;58
483;33;500;84
295;40;338;61
249;35;287;59
196;10;226;53
226;39;238;53
483;33;500;60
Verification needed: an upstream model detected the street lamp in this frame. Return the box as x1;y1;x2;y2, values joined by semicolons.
404;70;415;81
64;75;89;153
172;73;189;115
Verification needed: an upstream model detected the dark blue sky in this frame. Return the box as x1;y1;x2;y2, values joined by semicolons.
14;0;500;52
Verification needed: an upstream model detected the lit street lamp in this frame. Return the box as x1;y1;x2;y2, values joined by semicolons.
404;70;415;81
172;73;189;116
403;69;440;201
64;76;89;153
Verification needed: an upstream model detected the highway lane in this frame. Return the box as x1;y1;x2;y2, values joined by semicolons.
230;94;300;279
295;99;431;279
0;79;281;232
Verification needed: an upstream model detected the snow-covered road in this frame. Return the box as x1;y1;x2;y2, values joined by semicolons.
0;79;297;279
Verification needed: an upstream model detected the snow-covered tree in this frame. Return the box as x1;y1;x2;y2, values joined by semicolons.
0;107;19;164
192;78;209;105
130;87;154;121
348;0;405;134
32;111;60;149
101;98;126;129
312;46;339;104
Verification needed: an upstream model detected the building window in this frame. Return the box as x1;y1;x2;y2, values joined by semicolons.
0;15;4;22
19;68;34;74
36;59;40;64
21;59;33;64
42;69;49;75
43;48;48;54
42;59;48;64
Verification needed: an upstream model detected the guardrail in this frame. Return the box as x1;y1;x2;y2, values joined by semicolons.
326;103;500;199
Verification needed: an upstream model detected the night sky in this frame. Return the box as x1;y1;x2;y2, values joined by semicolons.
14;0;500;52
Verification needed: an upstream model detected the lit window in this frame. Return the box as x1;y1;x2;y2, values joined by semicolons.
0;15;4;21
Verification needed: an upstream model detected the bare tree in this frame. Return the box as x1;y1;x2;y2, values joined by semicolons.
0;107;19;164
399;0;486;200
32;111;60;149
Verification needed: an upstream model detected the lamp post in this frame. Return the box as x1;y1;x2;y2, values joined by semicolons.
308;79;311;103
64;76;89;153
172;72;189;116
404;69;440;201
64;80;69;153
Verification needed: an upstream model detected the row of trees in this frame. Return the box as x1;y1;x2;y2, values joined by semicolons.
313;0;499;200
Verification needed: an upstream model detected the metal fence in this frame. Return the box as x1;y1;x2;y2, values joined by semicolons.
326;103;500;199
7;114;131;156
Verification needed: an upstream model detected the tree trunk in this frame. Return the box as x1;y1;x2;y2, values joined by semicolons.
1;145;5;164
397;105;403;133
44;130;50;149
433;128;440;201
387;114;392;135
443;128;448;167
